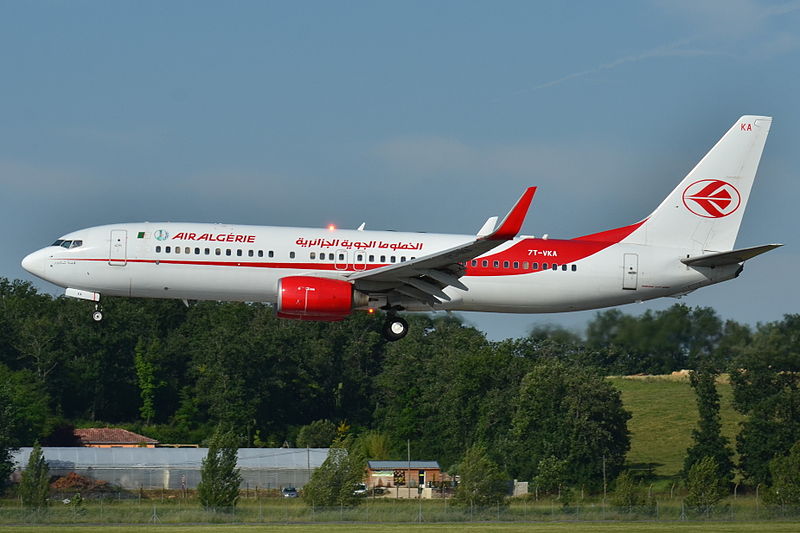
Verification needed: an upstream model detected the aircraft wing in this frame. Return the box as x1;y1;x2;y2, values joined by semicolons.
347;187;536;307
681;243;783;268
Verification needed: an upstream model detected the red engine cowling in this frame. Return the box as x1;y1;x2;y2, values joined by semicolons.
276;276;356;322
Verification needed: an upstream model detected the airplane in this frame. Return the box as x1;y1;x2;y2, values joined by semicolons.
22;115;780;341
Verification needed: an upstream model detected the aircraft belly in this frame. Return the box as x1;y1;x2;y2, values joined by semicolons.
127;263;282;302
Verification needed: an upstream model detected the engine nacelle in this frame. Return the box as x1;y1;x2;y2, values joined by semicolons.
276;276;367;322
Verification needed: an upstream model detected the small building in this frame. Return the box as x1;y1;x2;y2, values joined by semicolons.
366;460;442;489
74;428;159;448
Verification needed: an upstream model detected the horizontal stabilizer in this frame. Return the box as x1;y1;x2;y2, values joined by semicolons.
681;244;782;267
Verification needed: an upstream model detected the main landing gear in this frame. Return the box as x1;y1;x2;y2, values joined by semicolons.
382;314;409;342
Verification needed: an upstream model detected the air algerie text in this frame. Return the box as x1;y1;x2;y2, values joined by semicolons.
172;232;256;243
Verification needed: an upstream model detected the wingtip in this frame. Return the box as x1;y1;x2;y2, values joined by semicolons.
485;186;537;241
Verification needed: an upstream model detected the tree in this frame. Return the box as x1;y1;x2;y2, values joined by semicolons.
684;456;727;515
197;428;242;511
533;456;568;499
303;438;365;507
296;419;337;448
763;441;800;506
507;360;631;487
611;471;647;511
729;315;800;484
0;382;17;494
683;367;734;484
133;338;166;424
453;444;508;508
356;431;391;460
19;442;49;509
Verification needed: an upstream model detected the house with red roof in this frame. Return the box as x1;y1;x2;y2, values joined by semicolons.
74;428;159;448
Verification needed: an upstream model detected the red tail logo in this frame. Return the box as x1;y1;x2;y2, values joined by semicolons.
682;180;741;218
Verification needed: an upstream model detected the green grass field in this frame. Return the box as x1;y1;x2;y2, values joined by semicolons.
3;523;800;533
610;375;744;478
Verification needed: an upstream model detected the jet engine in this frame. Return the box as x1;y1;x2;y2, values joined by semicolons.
276;276;368;321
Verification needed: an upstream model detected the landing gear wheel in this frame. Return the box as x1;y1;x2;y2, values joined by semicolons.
92;306;103;322
382;316;409;341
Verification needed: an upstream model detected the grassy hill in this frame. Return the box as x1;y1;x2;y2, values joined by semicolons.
609;374;745;479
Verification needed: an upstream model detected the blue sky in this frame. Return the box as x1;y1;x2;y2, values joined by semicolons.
2;0;799;339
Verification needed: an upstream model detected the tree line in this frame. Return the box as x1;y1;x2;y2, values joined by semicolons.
1;276;800;492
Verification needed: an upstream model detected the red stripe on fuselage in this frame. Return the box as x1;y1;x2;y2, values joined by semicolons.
464;220;645;276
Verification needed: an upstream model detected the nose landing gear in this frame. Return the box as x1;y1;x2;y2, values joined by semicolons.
92;304;103;322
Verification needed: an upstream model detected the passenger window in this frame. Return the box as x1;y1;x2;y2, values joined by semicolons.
156;246;161;253
390;256;396;263
552;263;558;271
543;263;548;269
571;264;577;272
237;249;242;257
310;252;316;259
503;261;509;268
471;260;477;267
258;250;263;257
183;247;189;254
215;248;221;255
269;251;274;258
369;255;375;262
166;246;171;253
562;264;568;271
226;249;231;256
357;254;364;261
195;248;200;255
482;260;488;267
401;256;406;262
493;260;499;268
523;261;529;269
175;247;181;254
338;253;344;261
205;248;210;255
513;261;519;269
290;251;295;259
380;255;386;262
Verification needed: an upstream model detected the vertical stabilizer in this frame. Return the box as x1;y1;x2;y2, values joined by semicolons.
624;116;772;253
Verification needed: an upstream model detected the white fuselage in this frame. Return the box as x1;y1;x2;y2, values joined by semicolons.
21;222;739;314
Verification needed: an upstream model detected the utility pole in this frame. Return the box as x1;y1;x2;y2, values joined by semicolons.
407;439;412;499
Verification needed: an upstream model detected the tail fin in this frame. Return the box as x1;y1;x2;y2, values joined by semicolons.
624;115;772;252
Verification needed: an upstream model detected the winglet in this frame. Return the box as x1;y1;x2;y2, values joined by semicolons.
483;187;536;240
476;216;498;238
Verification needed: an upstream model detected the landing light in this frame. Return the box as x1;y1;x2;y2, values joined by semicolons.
328;224;336;231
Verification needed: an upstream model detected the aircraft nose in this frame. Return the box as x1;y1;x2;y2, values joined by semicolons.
21;250;45;277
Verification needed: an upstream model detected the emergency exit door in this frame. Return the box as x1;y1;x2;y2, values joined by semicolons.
109;230;127;266
623;253;638;290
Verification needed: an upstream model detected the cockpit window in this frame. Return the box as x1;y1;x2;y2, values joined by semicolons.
51;239;83;249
